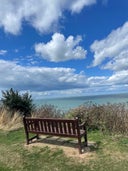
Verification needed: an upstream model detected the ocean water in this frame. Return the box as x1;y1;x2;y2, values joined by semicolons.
34;93;128;111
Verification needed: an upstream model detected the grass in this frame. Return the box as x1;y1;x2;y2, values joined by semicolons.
0;128;128;171
0;105;128;171
0;108;22;131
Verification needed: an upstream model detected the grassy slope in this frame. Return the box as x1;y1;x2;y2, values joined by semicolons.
0;129;128;171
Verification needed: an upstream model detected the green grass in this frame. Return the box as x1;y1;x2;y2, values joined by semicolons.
0;129;128;171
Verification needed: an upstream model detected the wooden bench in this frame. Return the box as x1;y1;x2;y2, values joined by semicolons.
23;116;87;154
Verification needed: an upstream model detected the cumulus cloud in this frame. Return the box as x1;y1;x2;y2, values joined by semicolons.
108;70;128;85
103;50;128;71
90;21;128;70
0;49;7;55
35;33;86;62
0;59;88;92
0;0;96;35
0;59;128;98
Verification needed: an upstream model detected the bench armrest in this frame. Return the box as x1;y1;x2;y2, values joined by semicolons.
79;122;86;129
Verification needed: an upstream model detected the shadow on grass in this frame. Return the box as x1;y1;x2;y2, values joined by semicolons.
27;135;101;154
88;141;101;151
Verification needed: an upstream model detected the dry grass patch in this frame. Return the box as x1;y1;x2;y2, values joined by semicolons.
24;136;97;163
0;108;22;131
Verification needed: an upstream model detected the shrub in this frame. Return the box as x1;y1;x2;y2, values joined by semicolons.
67;102;128;135
33;104;64;118
1;88;35;116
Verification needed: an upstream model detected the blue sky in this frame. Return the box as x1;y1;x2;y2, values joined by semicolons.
0;0;128;99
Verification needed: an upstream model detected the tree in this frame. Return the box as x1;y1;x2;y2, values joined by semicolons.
1;88;35;116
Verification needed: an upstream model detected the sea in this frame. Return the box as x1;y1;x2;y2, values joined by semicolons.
34;93;128;112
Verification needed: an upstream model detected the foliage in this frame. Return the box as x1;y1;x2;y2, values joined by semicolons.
1;88;35;116
33;104;65;118
67;102;128;135
1;91;128;135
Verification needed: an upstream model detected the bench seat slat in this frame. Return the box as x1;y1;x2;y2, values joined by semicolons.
28;130;79;138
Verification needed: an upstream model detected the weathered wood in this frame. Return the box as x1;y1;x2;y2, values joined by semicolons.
23;116;87;154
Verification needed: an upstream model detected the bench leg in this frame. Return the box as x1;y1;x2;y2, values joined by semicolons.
25;132;29;145
78;137;82;154
84;133;88;147
37;134;39;139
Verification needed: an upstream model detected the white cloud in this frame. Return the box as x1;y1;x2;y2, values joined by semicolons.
0;49;7;55
31;88;86;99
0;59;88;92
87;76;107;86
0;59;128;98
108;70;128;85
89;21;128;95
69;0;96;13
35;33;87;62
0;0;96;35
90;22;128;69
103;50;128;71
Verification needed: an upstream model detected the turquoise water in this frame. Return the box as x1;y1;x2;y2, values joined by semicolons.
34;93;128;111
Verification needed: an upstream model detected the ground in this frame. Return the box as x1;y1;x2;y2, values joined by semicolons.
24;135;97;162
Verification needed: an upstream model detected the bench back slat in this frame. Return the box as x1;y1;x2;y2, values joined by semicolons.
63;121;67;134
58;121;63;134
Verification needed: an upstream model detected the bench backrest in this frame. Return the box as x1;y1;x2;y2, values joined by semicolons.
23;117;80;137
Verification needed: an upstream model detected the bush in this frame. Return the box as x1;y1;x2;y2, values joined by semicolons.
67;102;128;135
33;104;64;118
1;88;35;116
